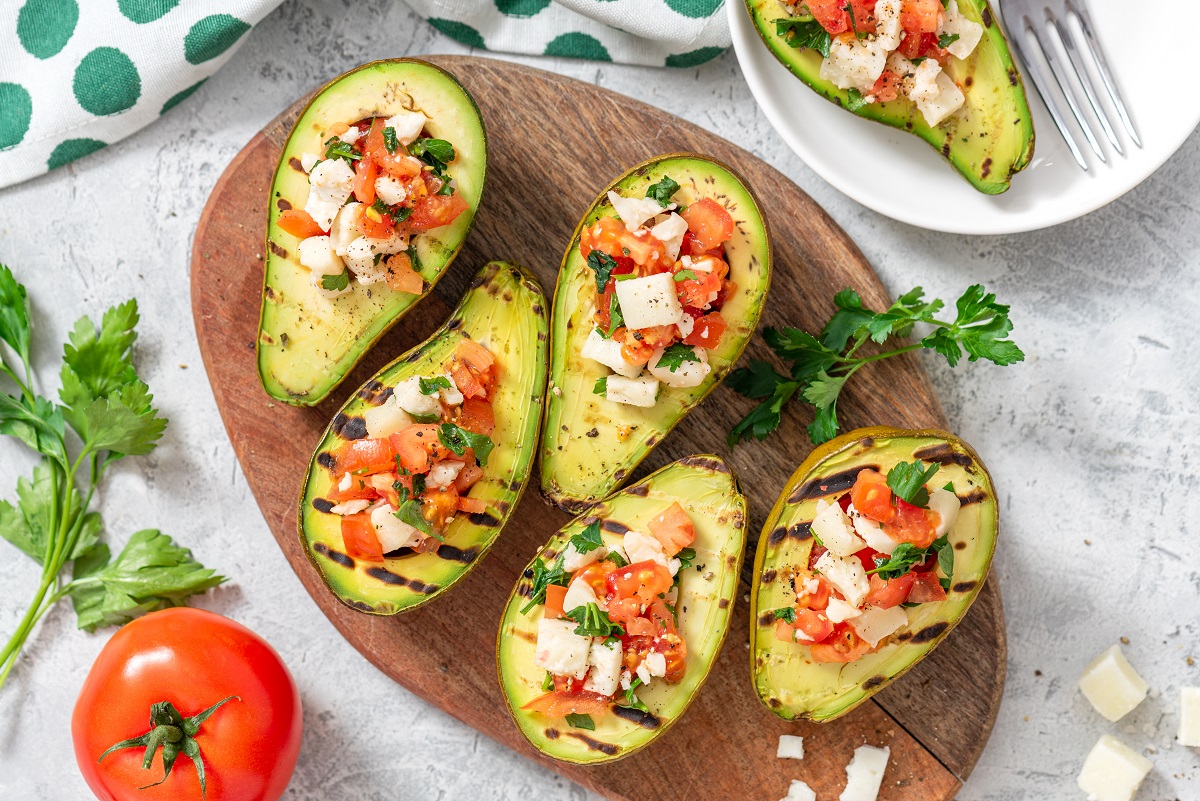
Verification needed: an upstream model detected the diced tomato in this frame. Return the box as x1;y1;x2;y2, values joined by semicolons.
682;312;726;349
544;584;568;619
646;600;678;636
359;206;394;239
277;209;326;238
864;572;916;610
803;0;850;34
331;438;395;476
855;547;886;573
353;154;381;205
553;675;585;693
454;463;484;493
457;397;495;436
456;495;487;515
619;332;655;366
364;118;423;178
794;572;832;611
521;691;610;718
871;70;901;102
579;216;670;271
647;502;695;557
326;476;378;503
810;624;873;663
680;198;734;252
606;560;673;605
606;597;643;627
369;472;402;508
422;486;459;530
328;122;351;136
850;469;895;523
775;618;798;644
388;424;443;474
624;617;656;637
900;0;942;33
795;608;836;643
580;216;626;261
651;633;688;682
407;193;469;232
340;513;384;562
907;571;948;604
456;339;496;371
884;499;938;548
572;561;616;600
384;253;423;294
675;269;722;310
450;361;485;400
848;0;879;33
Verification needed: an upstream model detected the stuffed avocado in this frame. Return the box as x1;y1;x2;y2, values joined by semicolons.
750;426;997;721
498;456;746;764
540;154;770;513
746;0;1034;194
299;262;547;615
258;58;487;406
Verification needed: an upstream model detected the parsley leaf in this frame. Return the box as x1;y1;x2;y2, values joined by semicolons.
775;17;832;58
323;138;360;163
886;460;940;507
437;423;495;466
389;205;414;225
382;126;399;153
676;547;697;570
619;677;650;713
320;271;350;292
0;263;31;371
565;713;595;730
654;343;700;373
419;376;452;395
605;550;628;568
593;376;607;395
564;603;624;638
586;250;618;294
608;294;624;337
772;607;797;624
396;499;440;540
937;32;960;48
568;521;604;554
410;137;455;165
645;176;680;207
845;88;869;111
541;672;554;691
521;556;569;614
866;542;926;580
673;270;697;282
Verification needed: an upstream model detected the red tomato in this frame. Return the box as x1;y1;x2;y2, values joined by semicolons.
606;560;673;604
625;616;656;637
358;207;393;239
871;70;901;102
864;572;916;609
456;495;487;515
617;330;655;366
352;155;380;205
883;499;938;548
332;437;395;476
389;424;443;474
454;463;484;493
682;311;726;349
675;269;722;309
810;624;874;663
775;618;799;643
907;571;948;604
544;584;568;619
364;118;423;179
407;194;468;232
795;608;836;642
900;0;942;32
421;486;459;530
341;513;384;561
606;596;644;627
457;397;495;436
803;0;850;34
647;501;695;556
521;691;610;718
450;361;485;399
276;209;325;238
848;0;879;32
651;634;688;682
794;572;832;610
72;608;301;801
383;253;423;294
325;476;378;503
850;468;895;523
646;600;678;636
572;561;616;599
680;198;734;252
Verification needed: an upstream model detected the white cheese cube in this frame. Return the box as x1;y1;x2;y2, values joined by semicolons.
635;661;652;686
850;605;908;648
583;640;623;697
374;175;408;206
926;487;960;537
426;460;465;490
329;498;370;516
646;345;709;388
815;551;870;608
783;780;816;801
812;499;867;557
910;59;944;105
605;375;659;408
938;0;984;60
1078;644;1149;722
562;575;600;614
840;745;890;801
534;619;592;678
607;191;670;231
873;0;903;50
437;374;464;407
848;503;898;554
384;109;428;146
1076;735;1153;801
337;127;361;144
391;376;441;417
650;213;688;260
370;504;423;552
581;328;643;379
298;236;345;276
676;315;695;339
820;37;888;94
643;651;666;678
615;273;684;329
624;530;668;569
776;734;805;760
329;202;363;256
364;396;414;439
912;62;965;127
561;540;605;572
305;158;355;230
1179;687;1200;747
345;236;383;283
366;229;409;256
826;597;863;624
300;152;319;172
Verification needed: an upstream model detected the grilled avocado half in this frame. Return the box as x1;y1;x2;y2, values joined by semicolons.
299;262;547;614
751;426;998;721
258;58;487;405
498;455;747;764
745;0;1034;193
540;154;771;513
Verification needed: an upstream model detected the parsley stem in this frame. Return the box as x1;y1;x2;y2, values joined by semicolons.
846;343;924;366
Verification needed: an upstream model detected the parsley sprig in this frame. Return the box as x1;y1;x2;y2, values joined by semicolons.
867;536;954;586
409;137;456;195
437;423;494;466
727;285;1023;446
564;603;624;638
775;17;832;58
568;521;604;555
0;265;224;692
521;555;569;614
886;460;939;508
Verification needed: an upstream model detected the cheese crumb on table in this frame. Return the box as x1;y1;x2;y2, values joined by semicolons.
1078;644;1149;722
839;744;889;801
780;779;815;801
1076;734;1153;801
776;734;804;760
1180;686;1200;747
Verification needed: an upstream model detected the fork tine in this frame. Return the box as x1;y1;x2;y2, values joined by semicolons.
1066;0;1142;147
1033;9;1106;163
1053;13;1123;155
1006;12;1090;170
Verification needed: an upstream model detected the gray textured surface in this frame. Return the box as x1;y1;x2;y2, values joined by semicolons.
1;1;1197;799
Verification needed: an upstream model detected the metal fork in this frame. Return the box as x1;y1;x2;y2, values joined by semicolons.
999;0;1141;170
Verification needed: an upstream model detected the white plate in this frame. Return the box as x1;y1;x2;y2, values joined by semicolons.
729;0;1200;234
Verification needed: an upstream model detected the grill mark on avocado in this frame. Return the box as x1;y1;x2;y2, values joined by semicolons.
981;157;992;179
544;728;560;740
789;467;874;503
960;488;987;505
312;498;335;513
268;241;288;258
344;599;375;612
913;443;973;466
313;542;354;568
910;621;949;643
1008;68;1018;86
601;519;630;535
364;566;438;594
317;452;337;471
531;303;543;315
513;628;537;643
357;380;390;405
509;479;523;492
586;428;599;438
435;544;478;564
761;568;777;584
516;583;534;599
447;318;463;330
678;455;730;474
467;511;500;527
953;580;978;593
719;598;729;609
612;705;661;729
954;541;967;550
626;485;649;497
566;732;620;755
332;414;367;440
288;156;304;172
768;697;782;709
982;5;993;26
405;350;424;363
768;522;813;547
276;198;292;211
264;286;275;300
757;611;776;627
942;139;952;157
613;469;627;483
863;675;888;690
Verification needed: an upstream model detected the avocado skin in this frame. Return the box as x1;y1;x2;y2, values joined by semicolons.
539;153;771;513
745;0;1035;194
498;456;747;764
298;261;548;615
750;426;999;721
258;58;488;406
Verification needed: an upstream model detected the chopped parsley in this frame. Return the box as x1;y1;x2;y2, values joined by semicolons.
938;32;960;48
608;294;625;337
568;521;604;555
419;376;452;395
382;126;399;153
886;460;940;507
673;270;697;282
845;88;869;111
370;198;391;217
320;271;350;292
586;250;619;294
593;376;608;395
645;176;680;207
655;343;701;373
409;137;456;193
867;535;953;582
437;423;494;466
619;678;650;713
676;547;697;570
541;672;554;691
565;713;595;730
775;17;832;58
521;555;569;614
604;550;628;568
389;205;413;225
771;607;797;624
323;137;361;164
396;499;441;541
564;603;623;638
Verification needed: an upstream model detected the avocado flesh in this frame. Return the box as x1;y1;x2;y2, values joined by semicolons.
299;262;547;615
746;0;1034;194
498;456;747;764
540;155;771;512
259;59;487;406
750;427;998;721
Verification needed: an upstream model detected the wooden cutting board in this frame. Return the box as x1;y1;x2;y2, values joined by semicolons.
190;55;1004;801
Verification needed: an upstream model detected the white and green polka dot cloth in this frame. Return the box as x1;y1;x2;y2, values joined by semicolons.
0;0;729;190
